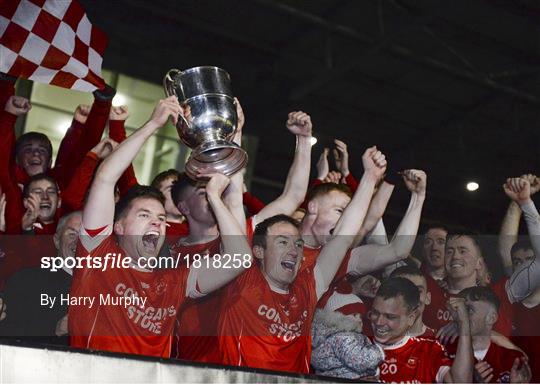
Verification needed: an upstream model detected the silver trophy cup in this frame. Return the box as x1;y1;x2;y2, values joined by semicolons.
163;66;247;179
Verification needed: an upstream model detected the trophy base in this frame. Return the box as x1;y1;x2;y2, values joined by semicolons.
185;140;248;179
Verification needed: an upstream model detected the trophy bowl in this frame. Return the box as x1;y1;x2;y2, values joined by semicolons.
163;66;247;179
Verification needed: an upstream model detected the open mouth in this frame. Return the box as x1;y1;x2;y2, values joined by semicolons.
29;159;42;166
450;261;464;268
39;202;51;210
375;327;390;336
281;260;296;271
142;231;160;250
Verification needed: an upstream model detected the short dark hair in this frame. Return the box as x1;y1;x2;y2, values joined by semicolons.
376;277;419;313
22;173;59;198
15;132;53;159
423;223;449;236
151;169;181;189
253;214;299;249
446;233;483;256
458;286;500;312
170;173;198;207
114;185;165;221
390;265;425;280
306;182;352;203
511;240;534;257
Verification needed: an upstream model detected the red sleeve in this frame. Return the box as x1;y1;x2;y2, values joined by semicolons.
61;151;99;211
109;120;138;196
310;178;323;187
59;99;111;186
0;111;17;181
242;191;265;215
0;110;24;234
0;78;15;114
53;119;85;189
344;173;359;192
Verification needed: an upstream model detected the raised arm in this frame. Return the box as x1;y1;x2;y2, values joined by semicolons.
498;174;540;276
347;170;426;276
83;97;180;229
353;181;395;247
222;98;246;232
195;173;252;294
315;147;386;291
504;177;540;302
444;297;473;383
254;112;312;225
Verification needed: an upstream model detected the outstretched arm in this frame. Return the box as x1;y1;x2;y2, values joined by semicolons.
504;177;540;302
347;170;426;275
315;147;386;291
254;112;312;225
83;97;180;230
196;173;252;294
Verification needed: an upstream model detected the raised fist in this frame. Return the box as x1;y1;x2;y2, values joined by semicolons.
402;169;427;195
351;275;381;298
5;95;31;116
149;96;182;127
362;146;387;180
503;177;531;205
333;139;350;177
520;174;540;195
91;137;118;159
446;297;469;324
109;105;129;121
74;104;91;124
286;111;312;137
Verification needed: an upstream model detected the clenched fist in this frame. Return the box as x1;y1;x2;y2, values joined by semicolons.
362;146;387;181
503;177;531;205
109;105;129;121
5;95;31;116
402;169;427;195
74;104;90;124
286;111;312;137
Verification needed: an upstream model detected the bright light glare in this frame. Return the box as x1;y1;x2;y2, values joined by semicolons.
310;136;318;146
56;120;72;135
112;93;127;107
466;182;479;191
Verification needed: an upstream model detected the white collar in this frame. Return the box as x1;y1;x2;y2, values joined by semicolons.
376;336;410;350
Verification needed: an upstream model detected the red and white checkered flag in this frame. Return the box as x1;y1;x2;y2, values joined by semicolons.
0;0;108;92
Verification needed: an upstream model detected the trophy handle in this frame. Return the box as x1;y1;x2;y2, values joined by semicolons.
163;69;191;129
163;69;182;98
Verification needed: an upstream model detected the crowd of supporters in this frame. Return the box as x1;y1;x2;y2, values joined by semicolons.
0;72;538;383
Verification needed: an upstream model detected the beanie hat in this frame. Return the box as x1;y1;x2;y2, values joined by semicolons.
324;291;366;316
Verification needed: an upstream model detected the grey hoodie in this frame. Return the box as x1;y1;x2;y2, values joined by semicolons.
311;309;384;380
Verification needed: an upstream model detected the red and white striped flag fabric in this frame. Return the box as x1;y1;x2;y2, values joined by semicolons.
0;0;108;91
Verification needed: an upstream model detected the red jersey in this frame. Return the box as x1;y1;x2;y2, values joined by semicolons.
169;237;222;363
422;274;447;330
511;301;540;382
377;336;452;383
218;265;324;373
69;226;202;358
426;284;512;336
445;340;524;383
165;221;189;246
